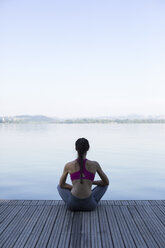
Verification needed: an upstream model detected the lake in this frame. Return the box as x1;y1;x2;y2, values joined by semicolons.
0;123;165;200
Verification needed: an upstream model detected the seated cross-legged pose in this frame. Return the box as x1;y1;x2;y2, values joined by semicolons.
57;138;109;211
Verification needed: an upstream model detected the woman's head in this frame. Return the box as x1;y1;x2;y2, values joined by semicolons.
75;138;90;159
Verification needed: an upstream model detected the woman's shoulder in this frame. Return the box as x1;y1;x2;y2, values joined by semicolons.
87;159;97;163
86;159;100;168
65;159;77;168
65;159;100;169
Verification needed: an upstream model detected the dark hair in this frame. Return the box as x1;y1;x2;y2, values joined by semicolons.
75;138;90;184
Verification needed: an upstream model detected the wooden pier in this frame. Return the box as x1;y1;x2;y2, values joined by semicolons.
0;200;165;248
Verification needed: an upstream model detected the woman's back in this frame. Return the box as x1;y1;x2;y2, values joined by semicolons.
67;159;97;198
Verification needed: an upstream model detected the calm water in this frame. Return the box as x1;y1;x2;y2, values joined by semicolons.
0;124;165;200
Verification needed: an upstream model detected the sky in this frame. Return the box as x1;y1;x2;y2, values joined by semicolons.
0;0;165;118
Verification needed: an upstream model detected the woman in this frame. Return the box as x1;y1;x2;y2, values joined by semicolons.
57;138;109;211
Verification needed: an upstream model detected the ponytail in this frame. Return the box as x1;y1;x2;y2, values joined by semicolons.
78;150;84;184
75;138;90;184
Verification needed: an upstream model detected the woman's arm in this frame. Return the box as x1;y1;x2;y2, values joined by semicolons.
93;180;107;186
93;162;109;186
59;164;73;190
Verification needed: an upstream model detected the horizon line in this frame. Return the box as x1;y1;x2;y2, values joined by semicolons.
1;113;165;118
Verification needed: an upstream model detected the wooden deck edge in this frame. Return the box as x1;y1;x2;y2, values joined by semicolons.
0;199;165;206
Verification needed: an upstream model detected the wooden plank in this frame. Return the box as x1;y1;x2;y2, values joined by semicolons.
140;204;165;234
58;200;65;205
0;200;5;205
46;205;68;248
35;206;60;248
0;206;22;234
142;200;151;205
113;206;136;248
23;206;52;248
0;200;11;205
16;200;25;205
105;205;125;248
113;200;122;205
69;211;83;248
128;206;160;248
156;204;165;216
13;206;46;248
0;200;9;205
120;206;148;248
159;200;165;205
98;205;113;248
7;200;20;205
0;205;20;223
29;200;39;205
134;200;150;205
80;211;91;248
149;205;165;227
51;200;59;205
3;200;25;205
90;208;102;248
44;200;53;205
136;205;165;246
23;200;32;205
148;200;160;205
0;204;11;215
127;200;136;205
1;206;38;248
0;206;29;247
146;205;165;225
106;200;115;205
99;200;107;205
37;200;46;205
120;200;129;205
57;209;74;248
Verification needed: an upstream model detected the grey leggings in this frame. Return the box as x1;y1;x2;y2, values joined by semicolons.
57;185;108;211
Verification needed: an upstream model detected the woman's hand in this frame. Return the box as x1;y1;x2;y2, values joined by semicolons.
60;183;73;190
92;180;108;186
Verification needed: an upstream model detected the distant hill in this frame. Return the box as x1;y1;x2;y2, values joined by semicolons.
0;115;165;123
0;115;54;123
14;115;54;122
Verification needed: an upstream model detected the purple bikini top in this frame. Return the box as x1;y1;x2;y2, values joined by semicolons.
70;159;95;182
